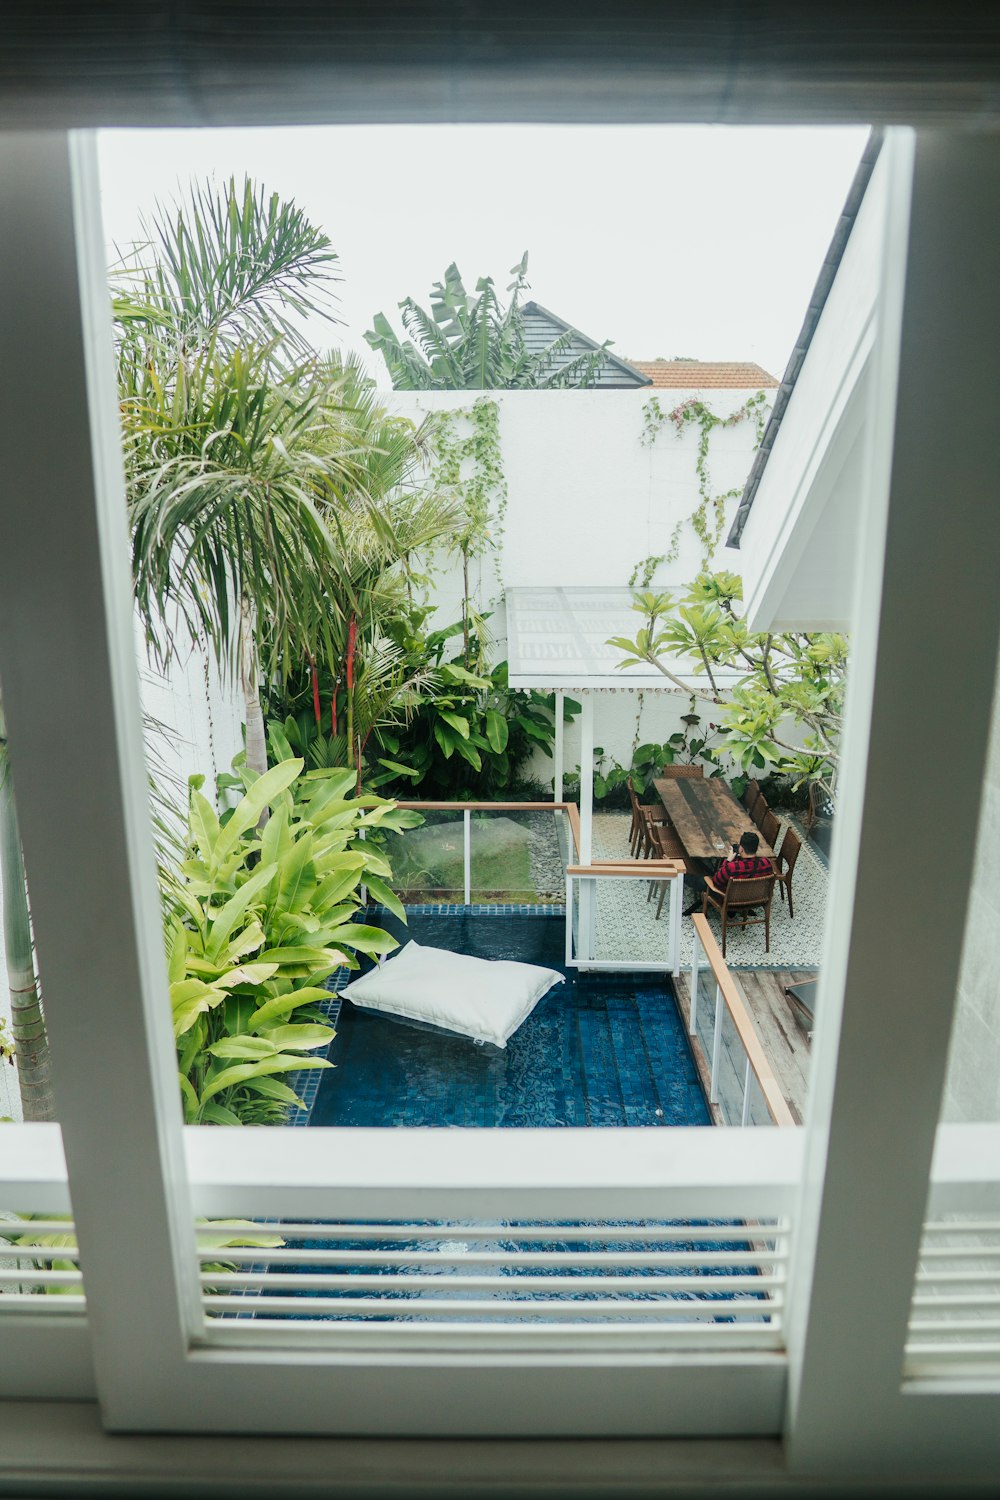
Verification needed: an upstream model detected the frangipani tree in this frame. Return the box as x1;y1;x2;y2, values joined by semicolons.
609;571;845;807
365;254;611;390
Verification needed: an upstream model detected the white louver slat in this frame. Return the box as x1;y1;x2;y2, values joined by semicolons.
0;1219;86;1310
906;1218;1000;1376
196;1219;789;1351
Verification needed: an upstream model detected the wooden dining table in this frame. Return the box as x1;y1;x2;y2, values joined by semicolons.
653;776;775;864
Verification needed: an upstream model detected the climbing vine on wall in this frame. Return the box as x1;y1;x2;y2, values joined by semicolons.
639;390;771;568
432;396;508;600
427;396;508;668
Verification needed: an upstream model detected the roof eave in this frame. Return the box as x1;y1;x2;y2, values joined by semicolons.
726;127;886;549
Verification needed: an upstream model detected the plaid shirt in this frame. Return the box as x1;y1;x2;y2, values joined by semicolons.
712;853;773;891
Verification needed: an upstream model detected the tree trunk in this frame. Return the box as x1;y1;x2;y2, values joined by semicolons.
240;607;267;778
0;776;54;1122
462;551;470;669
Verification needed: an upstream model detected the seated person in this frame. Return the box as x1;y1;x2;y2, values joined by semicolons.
682;830;773;917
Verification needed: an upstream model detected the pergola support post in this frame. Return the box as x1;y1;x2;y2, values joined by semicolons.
578;692;596;962
553;688;564;803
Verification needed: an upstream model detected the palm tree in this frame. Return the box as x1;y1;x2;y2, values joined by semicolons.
0;703;54;1122
114;178;358;774
365;253;612;390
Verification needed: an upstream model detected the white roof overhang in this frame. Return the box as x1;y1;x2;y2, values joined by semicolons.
733;141;897;634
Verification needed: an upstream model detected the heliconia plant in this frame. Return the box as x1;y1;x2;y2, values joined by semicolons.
168;751;421;1124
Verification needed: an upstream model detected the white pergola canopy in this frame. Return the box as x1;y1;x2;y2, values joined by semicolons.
506;586;672;692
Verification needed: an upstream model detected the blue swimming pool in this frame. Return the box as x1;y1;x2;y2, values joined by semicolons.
308;912;709;1129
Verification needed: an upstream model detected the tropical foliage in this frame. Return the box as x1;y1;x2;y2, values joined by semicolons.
378;645;577;801
0;1215;284;1296
365;254;611;390
268;611;578;801
268;355;463;788
113;177;360;774
609;571;845;805
169;752;417;1125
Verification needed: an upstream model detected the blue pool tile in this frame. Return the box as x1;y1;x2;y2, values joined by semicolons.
308;913;709;1130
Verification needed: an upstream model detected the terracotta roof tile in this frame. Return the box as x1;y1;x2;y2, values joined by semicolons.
626;360;779;389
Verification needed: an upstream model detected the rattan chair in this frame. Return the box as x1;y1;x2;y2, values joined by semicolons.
702;871;776;958
759;807;781;851
752;795;770;834
660;763;704;778
773;824;802;918
646;820;687;918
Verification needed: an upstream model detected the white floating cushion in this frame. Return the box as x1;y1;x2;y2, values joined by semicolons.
340;940;564;1049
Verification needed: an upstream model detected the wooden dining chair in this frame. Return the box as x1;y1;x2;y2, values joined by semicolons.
647;821;687;919
628;776;667;858
752;795;771;834
759;807;781;851
702;872;776;958
742;778;761;811
659;763;704;778
773;824;802;918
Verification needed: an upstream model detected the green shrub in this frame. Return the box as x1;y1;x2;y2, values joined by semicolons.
168;751;418;1124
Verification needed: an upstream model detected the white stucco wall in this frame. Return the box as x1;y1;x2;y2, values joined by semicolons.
387;386;769;777
138;624;245;822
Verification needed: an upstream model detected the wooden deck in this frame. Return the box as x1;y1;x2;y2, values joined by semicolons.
674;968;816;1125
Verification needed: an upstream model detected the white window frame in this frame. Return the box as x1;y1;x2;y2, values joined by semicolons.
1;126;999;1472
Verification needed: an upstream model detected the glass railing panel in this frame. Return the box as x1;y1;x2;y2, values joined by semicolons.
378;809;466;904
469;807;563;905
686;925;792;1128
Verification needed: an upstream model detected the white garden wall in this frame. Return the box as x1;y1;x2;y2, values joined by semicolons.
385;386;770;781
137;621;245;821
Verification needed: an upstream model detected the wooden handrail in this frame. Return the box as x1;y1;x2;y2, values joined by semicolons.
690;915;797;1129
566;862;684;879
396;800;568;812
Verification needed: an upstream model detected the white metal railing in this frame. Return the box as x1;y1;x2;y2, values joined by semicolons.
688;916;796;1128
388;802;685;975
564;860;685;975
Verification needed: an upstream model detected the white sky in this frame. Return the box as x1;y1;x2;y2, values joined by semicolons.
97;124;869;384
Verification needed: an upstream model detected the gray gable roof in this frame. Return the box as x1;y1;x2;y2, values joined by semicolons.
521;302;652;388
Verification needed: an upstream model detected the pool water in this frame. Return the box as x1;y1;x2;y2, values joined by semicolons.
309;913;709;1128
